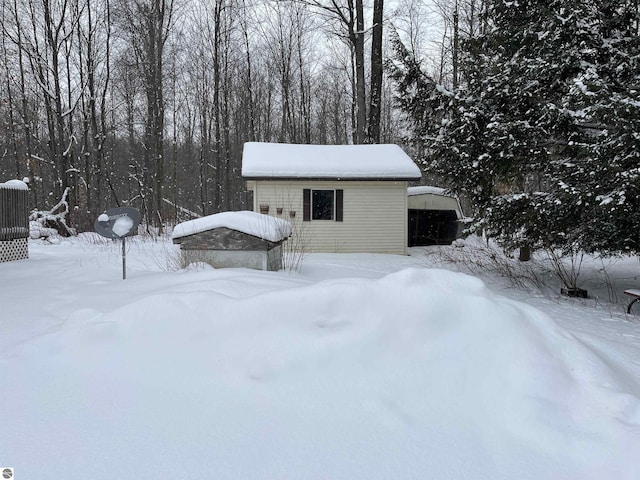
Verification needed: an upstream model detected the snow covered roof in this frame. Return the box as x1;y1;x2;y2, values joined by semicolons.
0;179;29;190
408;186;464;219
408;186;449;196
242;142;422;180
172;211;291;243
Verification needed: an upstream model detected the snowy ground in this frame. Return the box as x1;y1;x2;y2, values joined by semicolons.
1;234;639;479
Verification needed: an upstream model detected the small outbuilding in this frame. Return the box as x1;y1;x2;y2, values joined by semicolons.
172;211;291;271
1;179;30;263
407;186;464;246
242;142;422;255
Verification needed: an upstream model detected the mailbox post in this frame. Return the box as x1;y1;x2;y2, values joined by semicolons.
94;207;141;279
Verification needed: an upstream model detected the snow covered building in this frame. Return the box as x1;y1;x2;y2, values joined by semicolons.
172;211;291;271
242;142;422;255
0;179;29;263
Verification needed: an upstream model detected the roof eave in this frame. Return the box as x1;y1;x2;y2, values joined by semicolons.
243;176;421;182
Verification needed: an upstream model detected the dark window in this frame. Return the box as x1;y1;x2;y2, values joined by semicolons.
312;190;334;220
303;189;343;222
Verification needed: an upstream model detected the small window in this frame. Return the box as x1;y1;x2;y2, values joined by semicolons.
312;190;334;220
303;189;343;222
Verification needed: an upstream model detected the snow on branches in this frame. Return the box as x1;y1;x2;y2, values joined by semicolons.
30;187;77;241
390;0;640;256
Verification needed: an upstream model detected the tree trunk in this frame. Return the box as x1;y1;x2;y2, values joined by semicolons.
367;0;384;144
353;0;366;144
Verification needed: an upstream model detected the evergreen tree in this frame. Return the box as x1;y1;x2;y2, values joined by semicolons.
391;1;640;256
576;2;640;253
478;0;604;253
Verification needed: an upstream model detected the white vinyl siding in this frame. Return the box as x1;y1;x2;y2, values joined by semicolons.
247;180;408;255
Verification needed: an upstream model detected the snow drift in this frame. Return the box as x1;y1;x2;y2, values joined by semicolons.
1;242;639;479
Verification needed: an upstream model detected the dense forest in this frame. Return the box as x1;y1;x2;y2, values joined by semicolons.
2;0;639;268
0;0;461;231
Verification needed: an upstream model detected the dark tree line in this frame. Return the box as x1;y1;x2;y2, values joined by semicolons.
0;0;411;232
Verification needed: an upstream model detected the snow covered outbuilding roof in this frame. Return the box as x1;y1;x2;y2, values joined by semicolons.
408;186;449;196
172;211;291;243
0;179;29;190
407;186;465;221
242;142;422;180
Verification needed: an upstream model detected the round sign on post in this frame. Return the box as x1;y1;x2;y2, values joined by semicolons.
94;207;141;239
94;207;141;279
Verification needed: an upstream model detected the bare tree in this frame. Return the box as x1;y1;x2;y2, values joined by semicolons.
391;0;483;87
116;0;175;231
305;0;367;143
3;0;40;206
4;0;84;216
74;0;112;228
0;4;20;178
239;0;256;141
0;0;416;233
186;0;237;213
257;0;317;143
